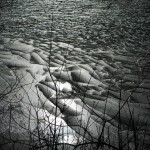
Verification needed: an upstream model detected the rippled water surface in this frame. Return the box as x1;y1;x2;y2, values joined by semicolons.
1;0;149;51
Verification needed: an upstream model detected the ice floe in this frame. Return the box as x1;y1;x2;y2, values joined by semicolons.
0;35;150;149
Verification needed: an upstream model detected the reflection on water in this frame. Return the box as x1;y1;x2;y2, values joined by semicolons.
1;0;149;51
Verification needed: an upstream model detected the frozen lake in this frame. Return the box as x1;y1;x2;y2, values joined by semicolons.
0;0;150;149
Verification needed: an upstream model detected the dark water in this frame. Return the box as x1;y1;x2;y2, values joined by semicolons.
0;0;150;52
